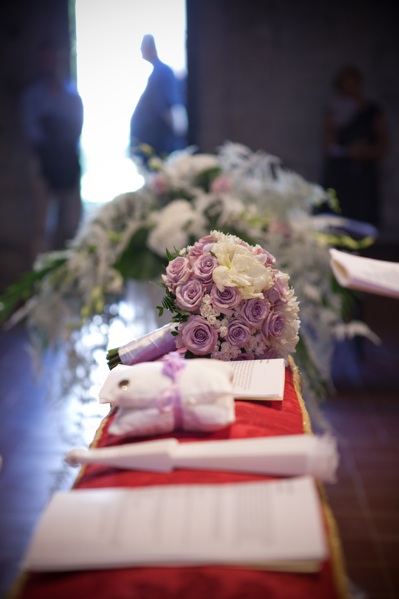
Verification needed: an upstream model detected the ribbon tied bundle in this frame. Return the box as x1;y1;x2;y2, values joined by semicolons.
99;352;235;437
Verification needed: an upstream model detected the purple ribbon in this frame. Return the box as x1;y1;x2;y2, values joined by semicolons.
119;324;177;366
157;352;186;429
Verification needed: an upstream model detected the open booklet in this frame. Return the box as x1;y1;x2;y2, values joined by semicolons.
329;248;399;299
23;476;328;573
230;358;285;401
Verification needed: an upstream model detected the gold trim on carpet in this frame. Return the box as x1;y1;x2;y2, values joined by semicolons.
5;572;29;599
72;405;114;487
288;356;312;435
319;483;353;599
288;356;352;599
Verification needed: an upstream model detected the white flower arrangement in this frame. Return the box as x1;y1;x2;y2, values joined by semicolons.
0;142;376;403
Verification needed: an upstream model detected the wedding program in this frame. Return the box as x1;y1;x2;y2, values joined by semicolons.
24;476;327;573
230;358;286;401
330;248;399;299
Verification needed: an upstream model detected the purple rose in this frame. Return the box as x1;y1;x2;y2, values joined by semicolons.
162;256;192;290
257;346;277;359
241;298;270;329
192;253;218;286
179;316;218;356
266;281;287;307
187;235;215;261
227;319;251;347
175;279;204;313
261;311;286;340
210;285;242;315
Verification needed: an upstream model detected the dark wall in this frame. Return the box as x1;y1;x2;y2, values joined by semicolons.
0;0;70;292
0;0;398;293
1;0;70;91
186;0;399;236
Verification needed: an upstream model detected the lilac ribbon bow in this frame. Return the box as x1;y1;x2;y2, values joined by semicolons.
157;352;186;429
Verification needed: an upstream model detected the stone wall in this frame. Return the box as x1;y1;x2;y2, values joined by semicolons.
187;0;399;237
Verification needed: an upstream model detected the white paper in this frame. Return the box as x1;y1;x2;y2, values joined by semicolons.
330;248;399;299
229;358;285;401
23;476;328;572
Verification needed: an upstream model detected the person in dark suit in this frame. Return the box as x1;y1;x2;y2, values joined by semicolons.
130;34;187;162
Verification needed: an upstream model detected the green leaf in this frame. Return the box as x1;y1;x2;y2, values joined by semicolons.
113;228;166;280
106;347;122;369
331;277;362;322
0;256;67;326
194;166;222;191
165;246;183;261
294;334;330;401
184;350;201;359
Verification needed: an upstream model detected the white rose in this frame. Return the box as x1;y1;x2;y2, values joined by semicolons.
165;153;219;186
212;242;272;299
147;200;203;256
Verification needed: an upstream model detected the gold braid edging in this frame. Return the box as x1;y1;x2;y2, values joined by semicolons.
288;356;352;599
318;482;353;599
72;405;114;488
288;355;312;434
5;572;30;599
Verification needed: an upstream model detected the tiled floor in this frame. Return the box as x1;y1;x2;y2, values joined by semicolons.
0;290;398;599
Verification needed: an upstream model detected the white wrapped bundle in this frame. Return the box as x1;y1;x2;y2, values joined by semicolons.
65;434;339;483
99;353;235;437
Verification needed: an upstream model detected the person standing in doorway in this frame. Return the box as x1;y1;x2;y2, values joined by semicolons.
20;40;84;254
130;34;187;162
322;66;389;227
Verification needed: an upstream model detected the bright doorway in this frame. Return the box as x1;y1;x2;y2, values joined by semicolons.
74;0;187;205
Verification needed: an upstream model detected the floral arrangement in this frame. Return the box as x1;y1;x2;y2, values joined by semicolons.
159;231;300;362
0;142;376;405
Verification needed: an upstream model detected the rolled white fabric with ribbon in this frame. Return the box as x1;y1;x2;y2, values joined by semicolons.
65;434;339;483
65;438;177;472
99;353;236;437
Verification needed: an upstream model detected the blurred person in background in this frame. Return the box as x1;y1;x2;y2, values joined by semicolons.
20;40;84;253
129;34;187;163
322;66;389;227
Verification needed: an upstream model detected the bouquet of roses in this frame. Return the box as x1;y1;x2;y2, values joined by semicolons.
107;231;300;367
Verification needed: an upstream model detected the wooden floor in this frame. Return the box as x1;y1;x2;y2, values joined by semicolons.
0;291;398;599
323;292;399;599
0;324;109;598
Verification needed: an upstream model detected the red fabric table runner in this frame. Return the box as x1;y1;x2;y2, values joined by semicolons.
14;360;349;599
